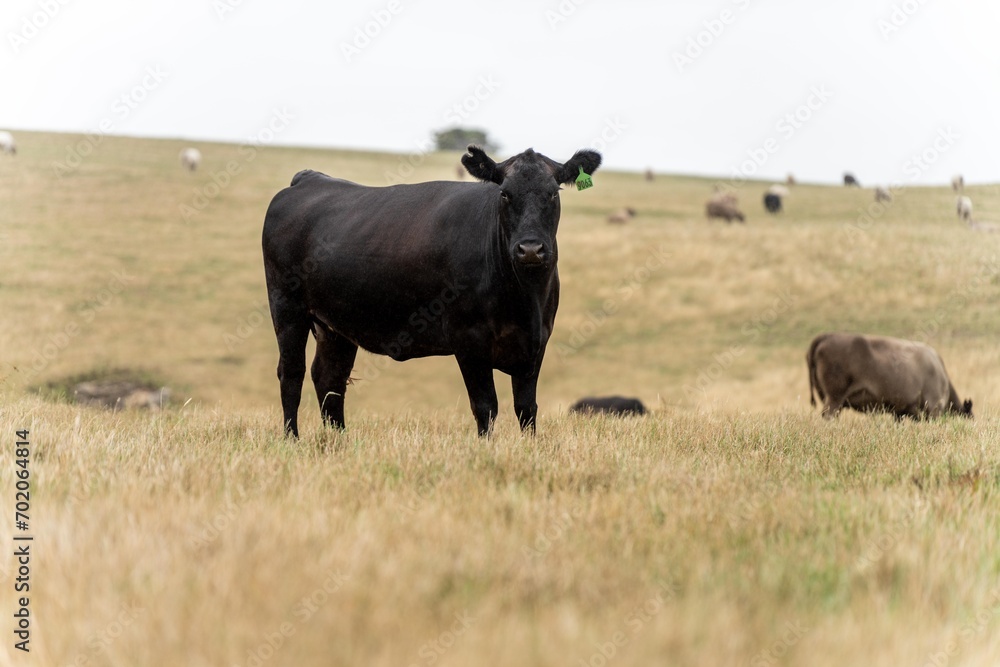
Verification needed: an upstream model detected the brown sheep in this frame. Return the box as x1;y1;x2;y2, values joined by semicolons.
607;207;637;224
706;192;744;223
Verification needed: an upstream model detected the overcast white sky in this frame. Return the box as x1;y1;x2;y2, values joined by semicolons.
3;0;999;185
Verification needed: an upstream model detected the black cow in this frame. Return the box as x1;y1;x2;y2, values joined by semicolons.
570;396;646;416
763;193;782;213
262;145;602;437
843;173;860;187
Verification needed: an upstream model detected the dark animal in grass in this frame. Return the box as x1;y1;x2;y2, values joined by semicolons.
843;173;860;187
806;332;972;420
763;192;782;213
570;396;647;416
263;144;602;437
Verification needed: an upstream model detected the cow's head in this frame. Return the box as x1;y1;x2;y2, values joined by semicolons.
462;145;601;270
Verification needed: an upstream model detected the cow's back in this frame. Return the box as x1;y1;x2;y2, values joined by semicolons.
262;170;515;358
264;171;492;274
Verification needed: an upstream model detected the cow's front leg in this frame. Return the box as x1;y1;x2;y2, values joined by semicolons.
512;373;539;433
456;355;498;436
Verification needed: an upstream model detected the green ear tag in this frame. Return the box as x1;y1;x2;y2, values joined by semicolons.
575;166;593;191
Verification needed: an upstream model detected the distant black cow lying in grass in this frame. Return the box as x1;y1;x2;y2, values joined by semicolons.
570;396;647;416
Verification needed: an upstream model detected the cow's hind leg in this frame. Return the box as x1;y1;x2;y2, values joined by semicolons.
311;328;358;430
274;314;311;438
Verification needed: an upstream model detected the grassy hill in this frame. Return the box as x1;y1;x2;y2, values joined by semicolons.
1;132;998;665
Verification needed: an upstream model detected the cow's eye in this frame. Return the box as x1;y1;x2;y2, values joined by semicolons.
500;190;510;202
550;191;559;200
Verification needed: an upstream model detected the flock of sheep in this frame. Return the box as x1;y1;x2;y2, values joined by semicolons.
691;170;986;231
0;130;203;173
2;130;978;229
596;169;984;232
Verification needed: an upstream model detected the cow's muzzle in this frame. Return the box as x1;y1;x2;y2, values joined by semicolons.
515;242;547;267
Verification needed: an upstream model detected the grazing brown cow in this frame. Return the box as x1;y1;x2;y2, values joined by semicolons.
806;333;972;420
706;192;744;223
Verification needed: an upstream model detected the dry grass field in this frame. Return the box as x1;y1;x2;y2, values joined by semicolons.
1;131;998;665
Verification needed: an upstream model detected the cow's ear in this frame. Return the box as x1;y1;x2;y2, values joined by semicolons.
963;399;973;415
555;149;602;185
462;145;503;184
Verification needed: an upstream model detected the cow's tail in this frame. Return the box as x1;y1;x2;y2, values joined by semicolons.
806;335;825;408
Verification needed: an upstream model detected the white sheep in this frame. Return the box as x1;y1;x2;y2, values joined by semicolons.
874;186;892;203
956;196;973;222
0;131;17;156
179;147;202;172
951;174;964;192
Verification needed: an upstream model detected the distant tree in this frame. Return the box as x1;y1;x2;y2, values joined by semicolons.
433;127;498;153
